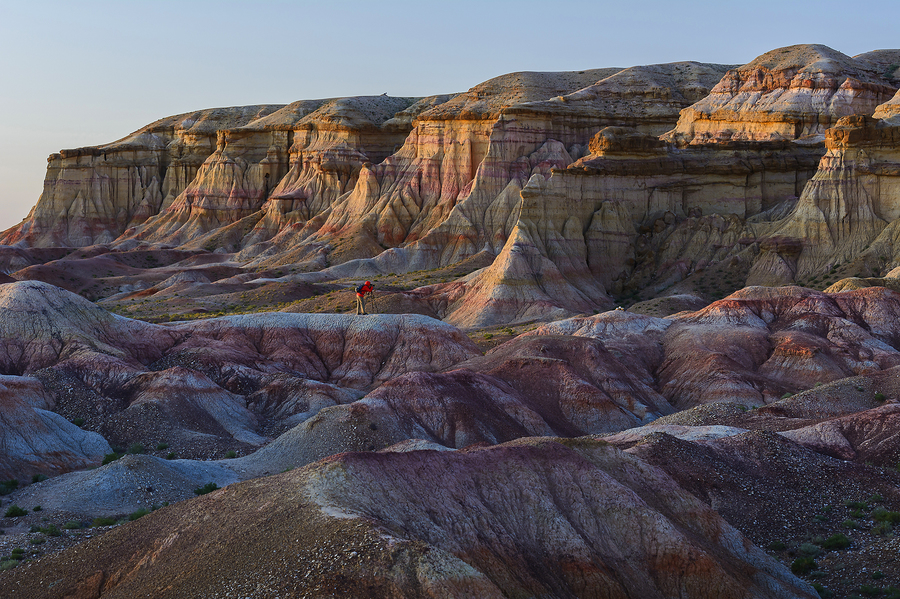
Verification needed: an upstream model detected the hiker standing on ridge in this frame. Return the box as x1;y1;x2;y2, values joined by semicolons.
355;281;374;315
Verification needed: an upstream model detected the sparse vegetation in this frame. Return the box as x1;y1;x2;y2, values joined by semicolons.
31;474;48;484
129;508;150;521
102;452;123;465
872;507;900;523
224;450;237;459
127;443;145;455
92;517;117;527
821;533;852;550
194;482;219;495
0;479;19;496
791;556;817;575
4;505;27;518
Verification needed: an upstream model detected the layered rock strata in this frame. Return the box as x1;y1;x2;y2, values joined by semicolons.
426;128;822;326
761;88;900;280
665;45;899;145
0;106;284;247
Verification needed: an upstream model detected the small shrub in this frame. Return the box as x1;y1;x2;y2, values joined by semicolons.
812;583;834;598
63;521;82;530
767;540;787;551
845;500;869;510
482;333;493;340
29;525;40;533
0;479;19;496
857;385;866;392
92;517;117;527
128;508;149;521
874;572;886;580
872;507;900;523
799;542;821;557
0;560;17;571
127;443;145;455
166;452;176;460
851;509;866;519
843;519;859;529
31;474;48;484
875;392;886;402
194;482;219;496
72;418;85;427
156;443;169;451
791;556;817;575
32;505;41;512
29;537;45;545
870;493;885;504
857;585;884;597
781;392;794;399
43;524;60;537
102;452;122;465
4;505;27;518
872;521;893;536
822;533;852;550
224;450;237;459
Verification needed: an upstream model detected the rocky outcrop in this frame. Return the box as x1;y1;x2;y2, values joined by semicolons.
0;375;110;480
0;106;284;247
123;96;426;250
2;439;817;598
285;64;735;275
0;281;481;470
421;128;821;326
665;45;899;146
764;94;900;278
508;287;900;409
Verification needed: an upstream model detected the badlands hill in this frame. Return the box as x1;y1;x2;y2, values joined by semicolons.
2;43;900;598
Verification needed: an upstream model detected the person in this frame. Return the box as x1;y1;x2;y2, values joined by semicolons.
356;281;374;315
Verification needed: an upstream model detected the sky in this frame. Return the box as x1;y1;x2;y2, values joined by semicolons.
0;0;896;232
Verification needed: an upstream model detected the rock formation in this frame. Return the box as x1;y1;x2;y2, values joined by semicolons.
664;45;899;145
761;88;900;280
1;440;817;598
0;375;110;480
0;280;480;471
1;106;284;247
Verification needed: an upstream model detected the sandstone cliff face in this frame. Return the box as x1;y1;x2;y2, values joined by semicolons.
119;96;425;250
427;127;821;326
289;64;735;275
0;106;284;247
761;90;900;280
665;44;898;146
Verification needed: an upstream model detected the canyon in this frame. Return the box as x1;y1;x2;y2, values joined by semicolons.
1;43;900;598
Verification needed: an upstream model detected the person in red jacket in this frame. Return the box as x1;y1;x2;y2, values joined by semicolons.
356;281;374;315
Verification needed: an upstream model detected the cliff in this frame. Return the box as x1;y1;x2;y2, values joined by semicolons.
664;45;899;146
1;106;284;247
759;88;900;280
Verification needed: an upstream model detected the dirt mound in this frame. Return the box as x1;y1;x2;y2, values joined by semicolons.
2;440;816;598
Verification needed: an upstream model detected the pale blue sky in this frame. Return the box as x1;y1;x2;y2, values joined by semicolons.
0;0;896;231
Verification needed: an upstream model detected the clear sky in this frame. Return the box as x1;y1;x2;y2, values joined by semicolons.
0;0;896;232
